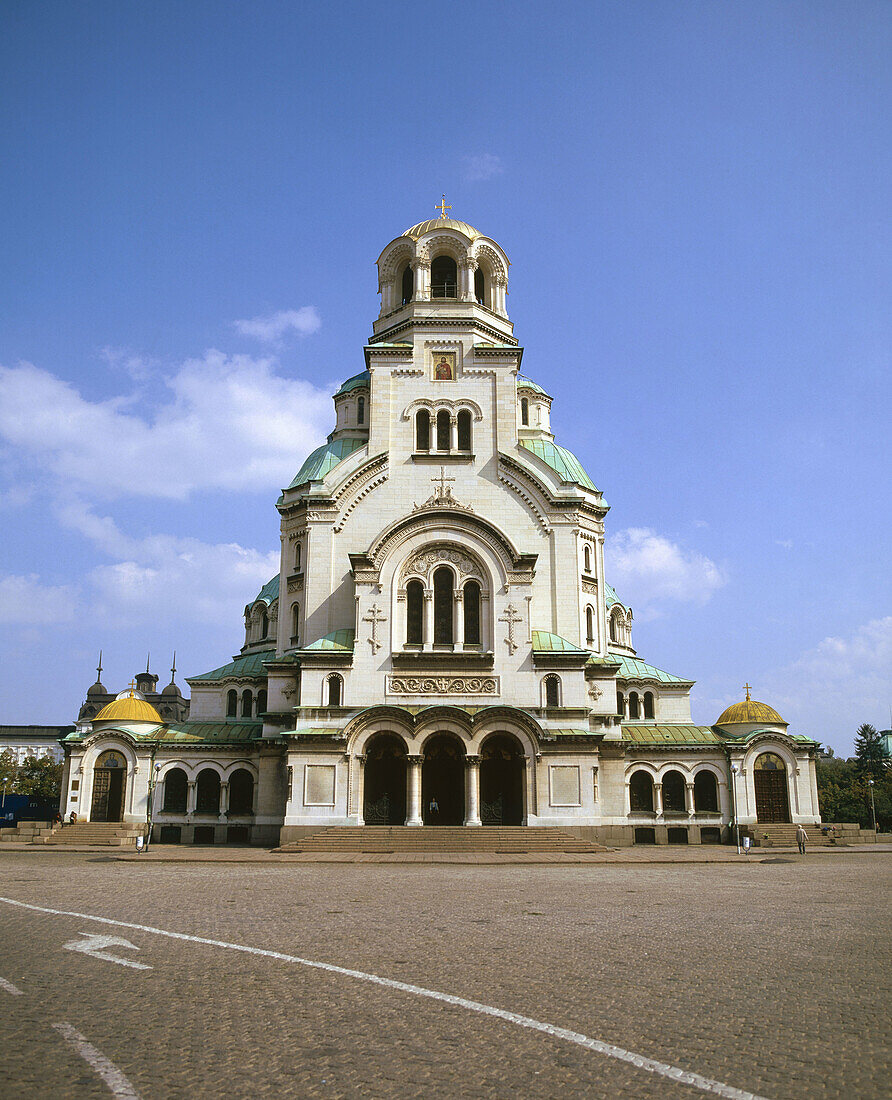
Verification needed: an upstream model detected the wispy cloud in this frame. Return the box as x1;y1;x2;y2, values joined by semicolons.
463;153;504;183
234;306;321;343
0;573;79;624
607;527;726;616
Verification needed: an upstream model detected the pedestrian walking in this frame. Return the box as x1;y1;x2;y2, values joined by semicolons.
796;824;808;854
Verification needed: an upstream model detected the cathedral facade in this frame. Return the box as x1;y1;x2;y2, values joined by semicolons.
59;214;822;845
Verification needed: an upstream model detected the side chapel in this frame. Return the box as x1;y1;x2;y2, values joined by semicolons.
59;212;822;845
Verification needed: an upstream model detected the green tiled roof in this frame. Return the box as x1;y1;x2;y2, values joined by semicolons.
301;629;355;652
732;727;818;745
334;370;370;396
252;575;279;606
610;653;693;685
623;724;723;745
283;727;341;738
188;650;275;682
531;630;587;653
604;583;619;609
549;728;599;738
155;722;263;744
516;375;551;398
287;437;367;488
518;439;598;492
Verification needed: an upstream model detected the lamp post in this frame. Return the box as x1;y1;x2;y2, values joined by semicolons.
868;779;877;834
730;764;741;854
145;763;161;851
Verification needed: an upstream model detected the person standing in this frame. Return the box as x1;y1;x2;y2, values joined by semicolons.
796;824;808;854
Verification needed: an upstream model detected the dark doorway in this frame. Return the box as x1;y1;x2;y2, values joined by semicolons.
480;735;524;825
90;751;126;822
422;734;465;825
754;753;790;823
364;735;407;824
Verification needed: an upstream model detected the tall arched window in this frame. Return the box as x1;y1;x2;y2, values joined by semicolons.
628;691;640;719
357;396;365;425
241;690;253;718
662;770;686;812
520;397;529;425
401;264;414;304
260;611;269;638
457;409;472;451
416;409;430;450
544;675;560;707
162;768;187;813
406;580;424;645
326;674;342;707
584;545;592;572
196;769;221;814
228;769;254;815
694;771;718;812
643;691;655;719
630;771;654;812
431;255;457;298
585;605;594;644
226;690;238;717
616;691;625;715
436;410;450;451
294;542;301;571
256;689;267;714
609;613;619;644
433;567;453;644
474;267;486;305
291;604;300;644
463;580;481;645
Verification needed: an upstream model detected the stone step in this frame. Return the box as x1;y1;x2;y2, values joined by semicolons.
279;826;607;854
43;823;143;846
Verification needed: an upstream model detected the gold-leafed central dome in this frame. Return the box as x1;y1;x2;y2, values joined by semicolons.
403;218;481;240
716;691;786;728
95;692;162;724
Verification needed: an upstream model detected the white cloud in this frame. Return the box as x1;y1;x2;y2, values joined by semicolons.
0;574;78;624
463;153;504;182
0;353;331;501
234;307;321;343
607;527;726;615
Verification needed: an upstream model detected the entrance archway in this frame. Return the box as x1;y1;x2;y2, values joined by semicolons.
363;734;407;824
90;750;126;822
754;752;791;823
422;734;465;825
480;734;524;825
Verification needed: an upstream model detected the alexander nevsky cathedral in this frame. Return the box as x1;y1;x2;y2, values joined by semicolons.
60;211;823;846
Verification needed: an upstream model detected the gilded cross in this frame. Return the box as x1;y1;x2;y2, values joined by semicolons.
498;603;524;655
363;603;387;653
435;194;452;219
127;679;137;695
743;682;752;701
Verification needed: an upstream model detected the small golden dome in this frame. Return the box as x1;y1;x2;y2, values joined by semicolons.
403;218;481;240
95;690;162;724
716;685;786;728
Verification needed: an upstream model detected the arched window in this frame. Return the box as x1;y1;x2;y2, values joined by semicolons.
228;769;254;815
628;691;640;719
291;604;300;645
457;409;472;451
662;770;686;813
162;768;187;813
585;606;594;644
196;769;220;814
326;674;342;707
431;255;457;298
609;614;619;643
260;611;269;638
520;397;529;425
294;542;301;571
416;409;430;450
616;691;625;715
544;675;560;707
401;264;413;304
643;691;655;719
474;267;486;305
226;690;238;718
357;396;365;425
436;409;450;451
406;579;424;645
584;545;592;572
694;771;719;813
463;580;481;645
629;771;654;812
256;689;267;714
433;567;453;644
241;690;253;718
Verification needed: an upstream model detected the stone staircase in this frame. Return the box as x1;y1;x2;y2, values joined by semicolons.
39;822;144;847
277;826;607;855
0;821;56;844
756;823;870;848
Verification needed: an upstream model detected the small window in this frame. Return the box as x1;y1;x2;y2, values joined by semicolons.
457;409;472;451
256;689;267;714
416;409;430;451
584;545;592;572
241;690;253;718
433;566;453;644
401;264;414;304
226;690;238;717
406;579;424;645
357;396;365;425
436;410;450;451
463;580;481;645
291;604;300;644
474;267;486;305
643;691;655;719
609;614;619;643
521;398;529;425
545;676;560;707
628;691;640;719
585;605;594;644
294;542;302;571
327;674;342;707
260;611;269;638
616;691;624;715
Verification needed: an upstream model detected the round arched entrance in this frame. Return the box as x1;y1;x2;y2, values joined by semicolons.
754;752;791;823
480;734;524;825
422;734;465;825
363;734;408;825
90;750;127;822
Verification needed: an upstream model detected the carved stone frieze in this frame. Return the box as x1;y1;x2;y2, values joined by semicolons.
582;579;598;595
388;675;498;696
287;575;304;593
404;546;483;581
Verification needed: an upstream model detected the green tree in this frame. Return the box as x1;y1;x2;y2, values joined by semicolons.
854;723;887;782
0;749;17;794
13;754;63;802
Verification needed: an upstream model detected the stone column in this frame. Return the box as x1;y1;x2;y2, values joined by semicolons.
654;782;663;817
355;755;366;825
413;260;430;301
423;589;433;650
454;591;464;649
220;781;229;817
461;259;477;302
685;782;695;816
464;755;481;826
450;415;458;452
481;593;491;651
186;781;197;815
406;756;423;826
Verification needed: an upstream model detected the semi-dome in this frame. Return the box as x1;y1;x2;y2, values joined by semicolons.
403;218;481;240
716;693;786;728
95;693;162;724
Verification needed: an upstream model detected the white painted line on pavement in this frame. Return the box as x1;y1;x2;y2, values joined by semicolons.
0;975;23;995
5;896;768;1100
64;932;152;970
52;1022;142;1100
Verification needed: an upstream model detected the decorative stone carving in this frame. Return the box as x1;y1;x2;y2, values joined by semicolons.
388;676;498;696
287;575;304;593
582;579;598;595
404;546;483;581
498;604;524;655
362;603;387;653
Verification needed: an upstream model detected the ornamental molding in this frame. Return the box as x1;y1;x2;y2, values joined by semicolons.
333;454;388;504
582;579;598;595
402;397;484;422
334;471;389;533
497;472;550;533
387;675;499;696
287;576;304;594
472;242;508;280
372;317;517;346
402;545;485;583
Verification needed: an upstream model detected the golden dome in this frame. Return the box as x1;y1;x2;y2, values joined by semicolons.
95;691;162;724
716;686;786;728
403;218;481;240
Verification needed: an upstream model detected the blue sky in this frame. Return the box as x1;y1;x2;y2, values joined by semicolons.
1;1;889;755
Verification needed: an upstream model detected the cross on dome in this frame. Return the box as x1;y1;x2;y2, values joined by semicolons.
743;683;752;701
435;194;452;219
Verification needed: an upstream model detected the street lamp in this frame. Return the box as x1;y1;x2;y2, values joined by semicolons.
730;764;741;854
144;763;161;851
868;779;877;834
